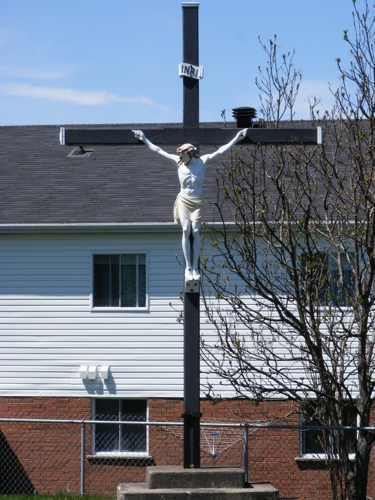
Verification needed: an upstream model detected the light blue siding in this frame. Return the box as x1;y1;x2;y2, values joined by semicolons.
0;231;190;397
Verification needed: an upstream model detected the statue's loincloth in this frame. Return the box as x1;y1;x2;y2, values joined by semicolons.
173;193;203;224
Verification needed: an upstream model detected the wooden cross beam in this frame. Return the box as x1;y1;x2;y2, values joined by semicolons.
60;126;321;147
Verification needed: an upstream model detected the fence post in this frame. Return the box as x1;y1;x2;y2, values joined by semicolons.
243;424;249;484
81;421;86;496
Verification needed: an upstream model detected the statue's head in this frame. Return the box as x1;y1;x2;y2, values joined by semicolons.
177;143;199;165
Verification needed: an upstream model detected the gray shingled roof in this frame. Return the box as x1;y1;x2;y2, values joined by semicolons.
0;123;236;226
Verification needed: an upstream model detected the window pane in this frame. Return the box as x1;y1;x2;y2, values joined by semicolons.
94;254;146;308
120;400;147;453
111;256;120;307
330;255;354;306
121;400;147;421
302;418;326;454
121;255;137;307
300;252;329;304
138;255;146;308
95;399;120;452
330;270;340;304
93;255;110;307
94;255;120;307
342;403;357;454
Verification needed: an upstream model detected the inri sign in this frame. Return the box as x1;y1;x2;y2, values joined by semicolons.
179;63;204;80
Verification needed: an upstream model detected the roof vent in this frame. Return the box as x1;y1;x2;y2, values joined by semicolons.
67;146;93;158
232;107;257;128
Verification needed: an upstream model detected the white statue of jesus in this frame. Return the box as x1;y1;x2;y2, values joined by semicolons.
132;129;248;281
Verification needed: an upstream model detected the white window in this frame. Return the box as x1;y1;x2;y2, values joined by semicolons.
93;254;146;308
93;399;148;456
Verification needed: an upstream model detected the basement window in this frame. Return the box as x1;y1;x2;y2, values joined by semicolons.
92;399;148;456
300;403;357;459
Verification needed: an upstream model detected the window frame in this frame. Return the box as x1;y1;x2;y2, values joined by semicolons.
300;251;355;308
91;252;149;312
92;398;149;457
299;404;357;460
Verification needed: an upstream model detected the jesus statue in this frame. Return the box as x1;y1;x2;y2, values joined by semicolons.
132;129;248;281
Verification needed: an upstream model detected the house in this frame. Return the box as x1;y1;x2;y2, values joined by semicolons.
0;123;373;500
0;122;238;402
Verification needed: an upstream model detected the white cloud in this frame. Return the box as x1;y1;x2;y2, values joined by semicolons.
0;83;166;108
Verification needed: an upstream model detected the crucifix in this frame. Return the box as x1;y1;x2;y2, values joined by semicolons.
60;2;321;470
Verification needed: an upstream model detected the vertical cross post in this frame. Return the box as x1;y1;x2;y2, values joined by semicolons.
182;2;201;468
182;2;199;129
183;282;200;468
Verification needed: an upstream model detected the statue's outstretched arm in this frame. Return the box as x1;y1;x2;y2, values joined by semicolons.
132;130;179;163
201;128;248;163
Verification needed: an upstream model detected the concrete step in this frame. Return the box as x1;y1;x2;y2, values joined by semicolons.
118;482;279;500
146;466;245;489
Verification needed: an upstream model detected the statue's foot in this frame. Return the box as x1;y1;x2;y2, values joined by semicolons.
192;268;201;280
185;268;193;280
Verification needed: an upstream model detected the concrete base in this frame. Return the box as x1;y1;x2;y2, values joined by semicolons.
147;466;245;489
117;466;279;500
118;482;279;500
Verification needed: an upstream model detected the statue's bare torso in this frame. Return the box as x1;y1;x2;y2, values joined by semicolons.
178;158;205;199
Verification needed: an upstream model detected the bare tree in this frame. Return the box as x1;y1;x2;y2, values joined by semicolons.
201;2;375;499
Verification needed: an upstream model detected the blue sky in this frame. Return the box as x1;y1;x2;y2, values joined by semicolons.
0;0;362;126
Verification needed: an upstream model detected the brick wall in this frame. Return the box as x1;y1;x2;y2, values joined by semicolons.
0;396;374;499
0;396;91;419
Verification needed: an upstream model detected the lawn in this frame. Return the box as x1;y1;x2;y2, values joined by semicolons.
0;495;114;500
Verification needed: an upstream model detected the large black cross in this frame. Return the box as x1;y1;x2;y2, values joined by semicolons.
60;2;320;469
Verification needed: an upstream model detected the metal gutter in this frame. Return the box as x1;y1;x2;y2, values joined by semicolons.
0;222;237;234
0;223;179;234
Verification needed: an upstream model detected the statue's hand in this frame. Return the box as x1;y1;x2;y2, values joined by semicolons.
132;130;145;142
239;128;248;139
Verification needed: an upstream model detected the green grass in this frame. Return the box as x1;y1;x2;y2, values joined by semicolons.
0;495;114;500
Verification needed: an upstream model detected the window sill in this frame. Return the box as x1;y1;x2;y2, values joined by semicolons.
87;454;155;466
296;453;355;461
296;455;327;462
91;306;149;313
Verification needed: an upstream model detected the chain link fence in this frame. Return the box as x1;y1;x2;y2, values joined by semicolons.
0;418;245;497
0;418;375;500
